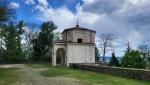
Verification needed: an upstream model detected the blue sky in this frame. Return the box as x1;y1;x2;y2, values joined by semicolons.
14;0;83;24
9;0;150;57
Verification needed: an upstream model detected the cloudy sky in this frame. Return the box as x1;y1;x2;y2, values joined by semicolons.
9;0;150;57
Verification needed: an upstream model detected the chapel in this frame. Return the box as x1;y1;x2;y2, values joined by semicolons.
52;23;96;66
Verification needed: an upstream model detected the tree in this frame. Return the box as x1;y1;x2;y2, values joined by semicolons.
5;24;22;63
33;21;57;61
0;25;6;51
138;44;150;68
109;52;119;66
23;24;38;62
121;50;146;69
0;0;16;25
99;33;115;62
95;46;99;62
16;21;26;57
126;42;132;53
32;37;41;61
40;21;57;48
0;25;7;62
0;0;16;63
53;31;62;41
0;0;16;62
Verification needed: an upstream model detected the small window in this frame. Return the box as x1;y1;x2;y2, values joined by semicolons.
77;38;83;43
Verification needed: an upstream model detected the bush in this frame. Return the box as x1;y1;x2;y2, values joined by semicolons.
121;50;146;69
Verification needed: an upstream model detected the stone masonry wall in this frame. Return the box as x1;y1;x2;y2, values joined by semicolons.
69;64;150;81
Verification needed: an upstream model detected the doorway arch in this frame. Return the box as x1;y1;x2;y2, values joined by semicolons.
56;48;65;65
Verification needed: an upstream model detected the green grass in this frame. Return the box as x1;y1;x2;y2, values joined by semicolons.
0;68;19;85
26;63;51;68
27;63;150;85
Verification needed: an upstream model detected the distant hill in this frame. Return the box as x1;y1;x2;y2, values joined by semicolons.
96;56;122;62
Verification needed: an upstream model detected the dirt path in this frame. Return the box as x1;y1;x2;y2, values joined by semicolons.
3;64;87;85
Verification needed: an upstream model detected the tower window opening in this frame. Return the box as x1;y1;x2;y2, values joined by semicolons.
77;38;83;43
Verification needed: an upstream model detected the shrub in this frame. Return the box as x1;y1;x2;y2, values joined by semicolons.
121;50;146;69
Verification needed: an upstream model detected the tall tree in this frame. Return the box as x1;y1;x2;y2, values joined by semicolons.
0;25;6;51
126;42;132;53
99;33;115;62
0;0;16;63
40;21;57;48
5;24;21;63
33;21;57;61
16;21;26;56
23;23;38;62
0;25;7;62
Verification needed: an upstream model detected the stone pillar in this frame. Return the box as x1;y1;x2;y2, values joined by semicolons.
52;47;56;66
67;62;69;67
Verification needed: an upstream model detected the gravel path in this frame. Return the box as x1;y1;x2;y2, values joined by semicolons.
3;64;87;85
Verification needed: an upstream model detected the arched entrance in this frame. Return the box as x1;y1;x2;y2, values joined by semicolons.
56;48;65;65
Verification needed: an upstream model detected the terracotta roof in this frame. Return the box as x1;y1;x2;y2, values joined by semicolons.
62;26;96;34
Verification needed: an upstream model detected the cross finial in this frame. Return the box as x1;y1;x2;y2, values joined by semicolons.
76;18;79;27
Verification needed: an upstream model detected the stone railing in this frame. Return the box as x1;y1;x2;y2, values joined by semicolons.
69;64;150;81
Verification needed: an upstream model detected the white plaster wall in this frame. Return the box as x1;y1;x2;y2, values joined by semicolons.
72;30;95;43
62;30;95;43
67;43;95;64
92;32;95;43
62;31;73;42
73;31;86;43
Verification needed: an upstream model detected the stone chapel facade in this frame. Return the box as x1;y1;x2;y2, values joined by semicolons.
52;24;96;66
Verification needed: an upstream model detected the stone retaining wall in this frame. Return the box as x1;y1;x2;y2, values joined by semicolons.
69;64;150;81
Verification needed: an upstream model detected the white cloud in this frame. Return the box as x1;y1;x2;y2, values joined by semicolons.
35;5;76;31
38;0;49;7
33;0;150;56
76;0;150;56
25;0;35;5
82;0;96;4
128;0;149;5
76;5;100;25
9;2;19;9
82;0;124;14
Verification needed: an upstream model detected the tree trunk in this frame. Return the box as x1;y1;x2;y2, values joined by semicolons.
103;46;106;62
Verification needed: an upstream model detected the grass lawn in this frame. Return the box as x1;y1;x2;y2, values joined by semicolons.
27;63;150;85
0;68;19;85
